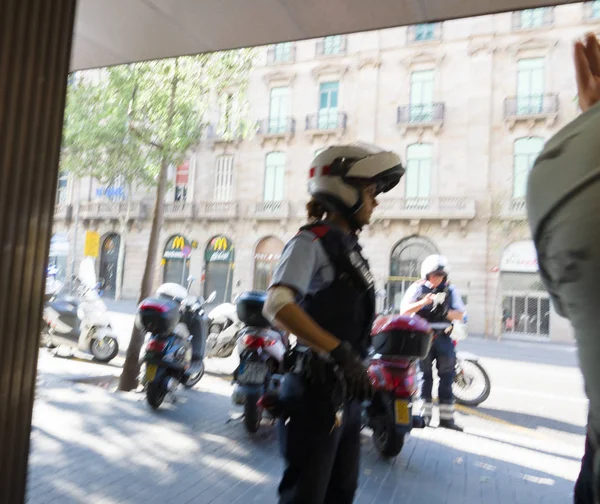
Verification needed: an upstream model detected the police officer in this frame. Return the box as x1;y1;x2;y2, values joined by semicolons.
262;144;404;504
400;255;465;431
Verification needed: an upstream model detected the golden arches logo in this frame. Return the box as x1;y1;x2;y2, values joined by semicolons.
213;237;228;251
172;236;185;250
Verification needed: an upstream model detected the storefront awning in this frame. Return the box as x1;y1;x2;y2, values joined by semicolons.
71;0;578;71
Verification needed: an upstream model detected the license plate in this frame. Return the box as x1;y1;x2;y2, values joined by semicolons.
237;362;268;385
394;400;410;425
145;364;158;382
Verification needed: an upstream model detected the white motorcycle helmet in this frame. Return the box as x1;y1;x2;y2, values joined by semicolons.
421;254;450;280
308;143;404;229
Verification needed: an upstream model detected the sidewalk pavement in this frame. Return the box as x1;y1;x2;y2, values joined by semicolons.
27;352;581;504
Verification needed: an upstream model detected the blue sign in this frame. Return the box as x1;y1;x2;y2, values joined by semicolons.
96;186;125;200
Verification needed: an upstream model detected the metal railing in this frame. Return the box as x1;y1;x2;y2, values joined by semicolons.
206;123;243;142
373;197;476;220
79;201;144;220
407;23;442;43
163;202;195;220
253;200;290;219
53;203;73;221
504;94;559;118
197;201;238;219
257;117;296;135
316;35;348;56
512;8;554;30
267;43;296;64
397;103;445;125
305;111;347;131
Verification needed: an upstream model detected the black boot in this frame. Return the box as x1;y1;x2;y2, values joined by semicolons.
439;419;463;432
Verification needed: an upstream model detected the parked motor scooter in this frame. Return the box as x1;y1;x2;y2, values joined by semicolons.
365;314;433;457
138;278;216;409
206;300;244;358
230;291;287;434
42;259;119;363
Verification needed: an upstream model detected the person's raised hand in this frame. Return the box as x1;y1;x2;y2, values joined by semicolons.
574;33;600;113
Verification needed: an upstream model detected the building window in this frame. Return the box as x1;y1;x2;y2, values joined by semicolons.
272;42;293;63
214;155;234;202
513;137;544;198
414;24;437;41
319;35;346;56
269;86;290;134
515;7;553;29
410;70;435;122
517;58;545;115
264;152;286;201
318;81;339;129
405;143;433;207
174;161;189;202
56;173;68;205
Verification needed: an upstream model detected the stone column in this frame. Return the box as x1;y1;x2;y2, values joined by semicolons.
0;1;77;502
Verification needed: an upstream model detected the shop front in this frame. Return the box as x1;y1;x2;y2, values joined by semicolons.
253;237;284;291
500;240;550;339
204;235;234;303
163;234;192;286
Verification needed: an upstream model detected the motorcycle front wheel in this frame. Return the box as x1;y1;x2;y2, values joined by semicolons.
244;392;262;434
453;359;491;407
372;420;404;458
182;362;204;389
90;336;119;363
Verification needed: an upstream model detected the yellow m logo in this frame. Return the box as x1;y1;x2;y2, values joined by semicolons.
213;237;228;251
172;236;185;250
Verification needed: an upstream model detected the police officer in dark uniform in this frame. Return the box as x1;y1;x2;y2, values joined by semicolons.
262;144;404;504
400;255;465;431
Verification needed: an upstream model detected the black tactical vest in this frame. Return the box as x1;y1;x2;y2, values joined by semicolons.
413;281;452;323
298;222;376;358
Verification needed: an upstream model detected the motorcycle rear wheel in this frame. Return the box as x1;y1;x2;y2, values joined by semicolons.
244;392;262;434
146;380;167;410
90;336;119;363
453;359;491;407
372;420;405;457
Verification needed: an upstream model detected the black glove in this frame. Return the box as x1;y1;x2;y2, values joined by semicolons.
329;341;373;402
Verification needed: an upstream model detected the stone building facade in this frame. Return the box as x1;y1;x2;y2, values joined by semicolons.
51;3;600;342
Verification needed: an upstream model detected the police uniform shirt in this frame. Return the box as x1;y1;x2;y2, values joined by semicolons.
269;222;359;298
400;281;466;315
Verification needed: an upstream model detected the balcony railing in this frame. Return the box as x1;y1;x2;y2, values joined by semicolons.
500;197;527;220
253;200;290;220
316;35;348;57
206;124;243;143
163;202;195;220
512;8;554;30
373;197;476;221
407;23;442;43
197;201;238;220
267;43;296;64
257;117;296;136
305;111;347;131
397;103;445;126
53;203;73;221
504;94;559;119
584;1;600;20
79;201;145;221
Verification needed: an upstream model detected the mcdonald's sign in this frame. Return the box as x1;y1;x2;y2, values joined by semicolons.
206;235;233;263
163;235;190;260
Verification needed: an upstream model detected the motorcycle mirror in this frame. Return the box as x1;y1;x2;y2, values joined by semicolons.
206;291;217;304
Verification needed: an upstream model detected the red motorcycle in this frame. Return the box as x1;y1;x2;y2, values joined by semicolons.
365;315;433;457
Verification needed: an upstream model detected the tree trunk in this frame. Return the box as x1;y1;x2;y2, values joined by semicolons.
114;188;131;301
119;61;179;392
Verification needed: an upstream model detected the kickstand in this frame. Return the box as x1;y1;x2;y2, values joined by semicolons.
226;412;244;424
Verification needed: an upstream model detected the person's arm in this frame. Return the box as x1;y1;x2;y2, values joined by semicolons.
447;286;466;322
574;34;600;113
401;295;434;316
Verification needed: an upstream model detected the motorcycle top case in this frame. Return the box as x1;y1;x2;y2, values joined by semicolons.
135;297;181;335
371;314;433;359
236;290;270;327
